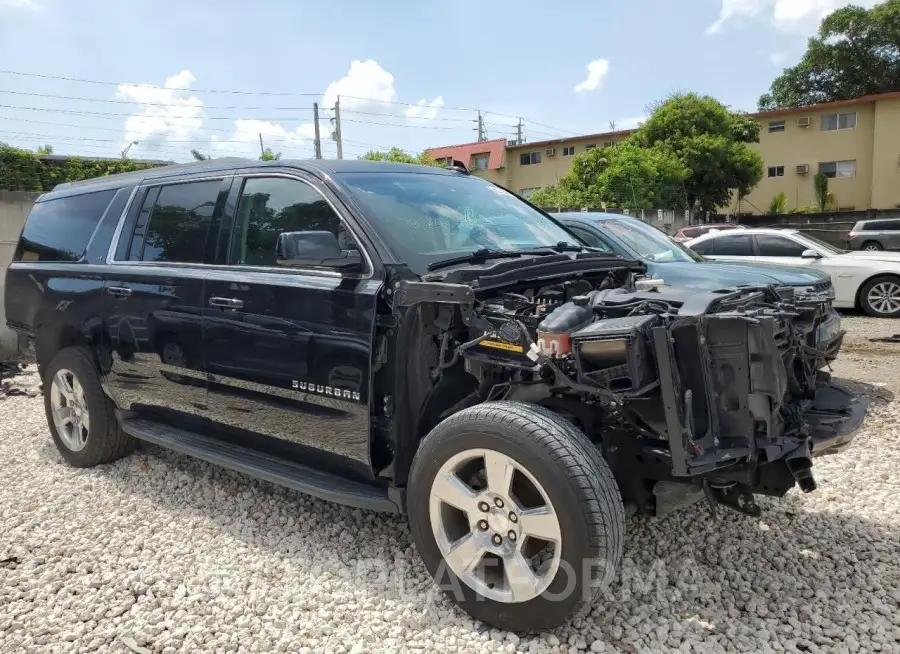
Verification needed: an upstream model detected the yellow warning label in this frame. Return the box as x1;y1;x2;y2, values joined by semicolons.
480;340;524;353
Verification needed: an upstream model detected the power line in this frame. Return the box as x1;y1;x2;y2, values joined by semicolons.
341;117;458;130
0;70;580;136
0;129;317;148
0;69;307;96
0;89;319;111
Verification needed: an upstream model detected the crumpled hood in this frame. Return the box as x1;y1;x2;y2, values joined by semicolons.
653;260;828;288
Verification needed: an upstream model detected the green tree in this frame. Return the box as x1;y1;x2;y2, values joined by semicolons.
259;147;282;161
635;93;763;213
814;173;830;212
190;149;209;161
35;144;53;156
527;183;582;210
768;192;788;214
359;147;440;166
759;0;900;110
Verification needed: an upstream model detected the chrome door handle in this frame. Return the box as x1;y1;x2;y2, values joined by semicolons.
107;286;132;298
209;296;244;309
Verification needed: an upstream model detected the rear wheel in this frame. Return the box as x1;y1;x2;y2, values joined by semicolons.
43;346;135;468
860;275;900;317
408;401;624;632
862;241;883;251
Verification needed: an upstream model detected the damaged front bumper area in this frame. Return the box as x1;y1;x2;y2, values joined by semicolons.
649;295;868;503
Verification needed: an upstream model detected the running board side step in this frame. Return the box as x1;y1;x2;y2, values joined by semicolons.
120;417;400;513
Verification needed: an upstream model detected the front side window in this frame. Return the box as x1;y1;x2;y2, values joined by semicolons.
130;180;221;263
230;177;351;267
755;234;807;257
818;160;856;178
712;234;754;256
566;225;614;253
15;189;116;262
338;172;578;273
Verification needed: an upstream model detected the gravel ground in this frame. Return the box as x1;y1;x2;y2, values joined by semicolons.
1;315;899;654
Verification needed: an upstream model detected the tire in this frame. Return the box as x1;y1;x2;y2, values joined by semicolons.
408;401;624;632
42;346;135;468
861;241;883;251
859;275;900;318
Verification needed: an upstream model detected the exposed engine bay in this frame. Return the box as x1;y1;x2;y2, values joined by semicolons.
387;253;866;517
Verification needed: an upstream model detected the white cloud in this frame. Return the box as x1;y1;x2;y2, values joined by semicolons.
404;96;444;122
211;119;317;159
769;51;789;66
574;59;610;93
323;59;397;112
117;70;204;154
1;0;42;10
616;116;646;130
707;0;877;34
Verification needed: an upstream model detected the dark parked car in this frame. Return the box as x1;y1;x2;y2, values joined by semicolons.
554;213;842;351
847;217;900;251
5;160;866;632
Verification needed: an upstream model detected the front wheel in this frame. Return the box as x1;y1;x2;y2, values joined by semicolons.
408;401;624;632
860;275;900;317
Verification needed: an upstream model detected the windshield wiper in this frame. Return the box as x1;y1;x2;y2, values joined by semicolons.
427;247;568;272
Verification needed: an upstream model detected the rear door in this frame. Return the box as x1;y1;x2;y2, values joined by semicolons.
202;171;381;477
104;176;231;423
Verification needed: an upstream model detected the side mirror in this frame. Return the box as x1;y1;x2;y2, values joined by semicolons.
275;231;362;270
801;249;822;259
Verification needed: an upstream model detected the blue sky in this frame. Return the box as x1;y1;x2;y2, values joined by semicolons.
0;0;876;162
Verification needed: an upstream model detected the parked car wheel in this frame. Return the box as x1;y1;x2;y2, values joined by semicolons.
43;346;135;468
861;241;883;251
860;275;900;318
408;401;624;632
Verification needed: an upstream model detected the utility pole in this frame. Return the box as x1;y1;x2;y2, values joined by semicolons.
331;96;343;160
258;133;265;158
313;102;322;159
516;119;524;145
474;111;486;142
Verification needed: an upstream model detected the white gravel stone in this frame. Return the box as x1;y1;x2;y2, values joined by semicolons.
1;315;899;653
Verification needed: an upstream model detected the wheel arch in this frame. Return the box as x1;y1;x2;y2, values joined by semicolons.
854;271;900;310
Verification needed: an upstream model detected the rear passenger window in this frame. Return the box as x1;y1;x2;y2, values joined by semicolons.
15;190;116;262
865;220;900;231
127;180;221;263
229;177;347;267
712;234;754;256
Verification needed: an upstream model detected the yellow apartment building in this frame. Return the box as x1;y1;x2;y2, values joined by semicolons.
426;92;900;213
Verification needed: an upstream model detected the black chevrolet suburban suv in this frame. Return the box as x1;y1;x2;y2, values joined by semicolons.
5;159;867;631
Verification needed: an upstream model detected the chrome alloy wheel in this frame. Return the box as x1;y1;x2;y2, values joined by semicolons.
50;368;90;451
429;448;563;603
867;280;900;315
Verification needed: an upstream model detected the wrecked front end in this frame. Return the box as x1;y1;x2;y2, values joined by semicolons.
389;253;867;518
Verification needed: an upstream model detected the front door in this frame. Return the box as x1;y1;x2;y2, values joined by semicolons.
202;173;380;477
104;177;230;423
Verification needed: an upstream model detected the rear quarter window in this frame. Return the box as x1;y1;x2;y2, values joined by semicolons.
14;190;117;262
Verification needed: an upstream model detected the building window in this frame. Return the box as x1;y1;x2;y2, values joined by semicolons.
768;120;785;133
818;160;856;178
471;153;490;170
434;157;453;166
821;112;857;131
520;188;539;199
519;152;542;166
603;141;612;147
562;146;575;156
585;144;597;150
767;166;785;178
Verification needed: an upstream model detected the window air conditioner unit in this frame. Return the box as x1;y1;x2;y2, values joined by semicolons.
545;148;556;156
507;139;517;147
797;116;811;128
796;163;810;175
